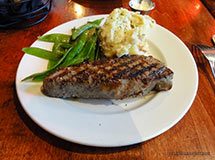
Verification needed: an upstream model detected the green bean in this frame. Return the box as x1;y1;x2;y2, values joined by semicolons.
71;18;103;40
52;43;67;56
22;47;74;82
22;19;103;82
22;30;89;81
88;45;96;61
47;60;58;69
89;18;104;25
38;34;71;43
61;30;89;67
60;43;73;49
22;47;61;61
87;33;98;61
70;33;97;65
52;42;74;56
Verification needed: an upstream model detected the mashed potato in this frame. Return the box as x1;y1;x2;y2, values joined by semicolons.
99;8;155;57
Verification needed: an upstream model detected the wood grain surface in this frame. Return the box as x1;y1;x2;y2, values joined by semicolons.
0;0;215;159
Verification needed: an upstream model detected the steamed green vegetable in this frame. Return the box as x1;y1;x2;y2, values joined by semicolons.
22;47;74;81
52;43;67;56
59;43;74;49
47;60;58;69
22;18;103;82
88;45;96;61
70;33;97;65
22;47;61;61
22;31;89;81
71;18;103;40
49;42;75;67
94;43;100;60
38;34;71;43
60;31;89;67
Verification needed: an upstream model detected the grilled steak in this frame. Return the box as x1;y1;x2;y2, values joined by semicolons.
41;55;173;99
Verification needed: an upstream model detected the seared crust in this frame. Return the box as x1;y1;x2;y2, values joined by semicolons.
42;55;173;99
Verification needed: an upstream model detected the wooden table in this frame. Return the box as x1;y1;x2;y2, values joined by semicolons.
0;0;215;159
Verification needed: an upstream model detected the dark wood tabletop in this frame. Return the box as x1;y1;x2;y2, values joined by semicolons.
0;0;215;159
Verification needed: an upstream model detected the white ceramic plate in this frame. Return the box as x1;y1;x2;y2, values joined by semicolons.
16;15;198;147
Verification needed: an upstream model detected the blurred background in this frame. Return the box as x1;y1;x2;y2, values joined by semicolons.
0;0;52;29
0;0;214;29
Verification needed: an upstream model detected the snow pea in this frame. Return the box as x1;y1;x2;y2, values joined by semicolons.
52;42;74;56
60;30;89;67
22;46;74;82
71;18;103;40
22;30;89;81
88;45;96;61
22;47;61;61
47;60;58;69
70;33;97;65
60;43;74;49
52;43;67;56
38;34;71;43
87;33;98;61
94;42;100;60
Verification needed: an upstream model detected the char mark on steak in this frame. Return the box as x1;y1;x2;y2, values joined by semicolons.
41;55;173;99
